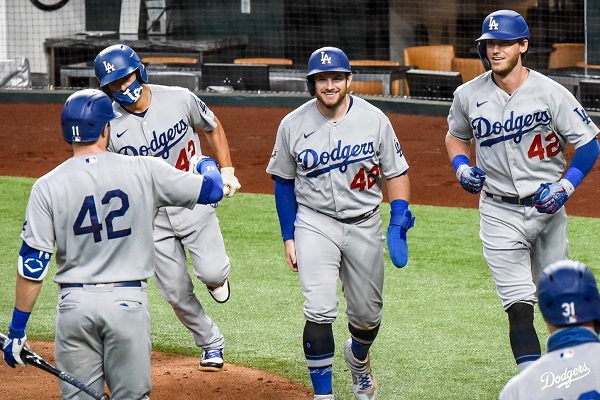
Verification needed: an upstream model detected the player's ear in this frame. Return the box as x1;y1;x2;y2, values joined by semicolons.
101;122;110;140
520;39;529;55
346;72;353;88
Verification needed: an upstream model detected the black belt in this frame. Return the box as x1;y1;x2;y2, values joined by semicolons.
485;192;536;207
336;206;379;224
59;280;146;289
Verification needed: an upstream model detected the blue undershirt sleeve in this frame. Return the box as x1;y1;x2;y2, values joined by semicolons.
272;175;297;241
564;138;600;188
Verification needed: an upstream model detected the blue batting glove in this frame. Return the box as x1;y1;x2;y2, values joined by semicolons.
3;327;27;368
534;181;570;214
386;200;415;268
457;165;486;194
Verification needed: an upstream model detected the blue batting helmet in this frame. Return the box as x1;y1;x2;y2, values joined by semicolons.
61;89;121;143
537;260;600;329
306;46;352;96
94;44;148;90
476;10;529;70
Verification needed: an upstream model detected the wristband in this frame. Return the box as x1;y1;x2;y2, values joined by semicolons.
559;178;575;196
10;307;30;331
451;154;469;171
563;167;584;189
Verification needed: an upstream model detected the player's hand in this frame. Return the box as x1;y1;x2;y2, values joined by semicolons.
3;328;28;368
386;201;415;268
283;239;297;272
456;165;486;194
534;181;571;214
221;167;241;198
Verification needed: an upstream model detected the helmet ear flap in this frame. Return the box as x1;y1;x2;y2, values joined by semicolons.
136;63;148;84
477;41;491;71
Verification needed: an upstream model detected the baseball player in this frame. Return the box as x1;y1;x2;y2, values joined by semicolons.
499;260;600;399
266;46;415;400
93;44;241;371
2;89;224;399
445;10;600;371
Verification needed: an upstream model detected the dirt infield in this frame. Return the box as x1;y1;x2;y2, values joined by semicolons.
0;102;598;399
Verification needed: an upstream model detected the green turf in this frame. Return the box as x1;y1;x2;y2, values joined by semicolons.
1;176;599;399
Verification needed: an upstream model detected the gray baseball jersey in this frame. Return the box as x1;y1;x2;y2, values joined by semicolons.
21;151;202;283
20;151;204;399
266;95;408;326
107;84;227;350
447;69;599;308
499;341;600;399
448;70;598;198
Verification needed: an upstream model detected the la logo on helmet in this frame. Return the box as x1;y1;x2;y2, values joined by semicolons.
103;61;116;73
320;52;332;65
488;17;499;30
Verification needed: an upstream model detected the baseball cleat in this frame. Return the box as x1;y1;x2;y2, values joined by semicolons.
207;278;230;303
199;348;224;372
314;395;335;400
344;339;377;400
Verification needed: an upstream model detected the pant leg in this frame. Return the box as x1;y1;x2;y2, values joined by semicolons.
56;286;151;400
102;287;151;400
56;289;105;400
529;207;568;286
180;205;230;287
295;206;343;324
153;208;224;349
480;197;536;309
339;213;385;329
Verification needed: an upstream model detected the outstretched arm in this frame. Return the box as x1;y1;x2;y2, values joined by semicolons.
202;116;241;197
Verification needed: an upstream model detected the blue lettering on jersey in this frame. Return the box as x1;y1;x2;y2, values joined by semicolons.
297;140;375;178
116;119;188;159
394;139;403;156
196;98;207;113
574;107;592;125
472;110;551;147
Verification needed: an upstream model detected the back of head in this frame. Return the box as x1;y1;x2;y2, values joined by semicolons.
61;89;121;143
537;260;600;331
306;46;351;96
94;44;148;90
475;10;529;70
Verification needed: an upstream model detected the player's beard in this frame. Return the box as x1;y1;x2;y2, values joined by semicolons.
490;51;521;78
316;85;348;110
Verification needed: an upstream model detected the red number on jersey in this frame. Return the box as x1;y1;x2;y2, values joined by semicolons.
350;167;367;191
545;132;560;157
366;165;381;188
175;140;197;171
528;132;560;160
350;166;381;191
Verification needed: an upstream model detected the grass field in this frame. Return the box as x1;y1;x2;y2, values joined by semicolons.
1;176;599;399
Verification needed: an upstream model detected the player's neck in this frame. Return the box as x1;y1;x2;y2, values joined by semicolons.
493;66;529;95
72;143;106;157
72;130;109;156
